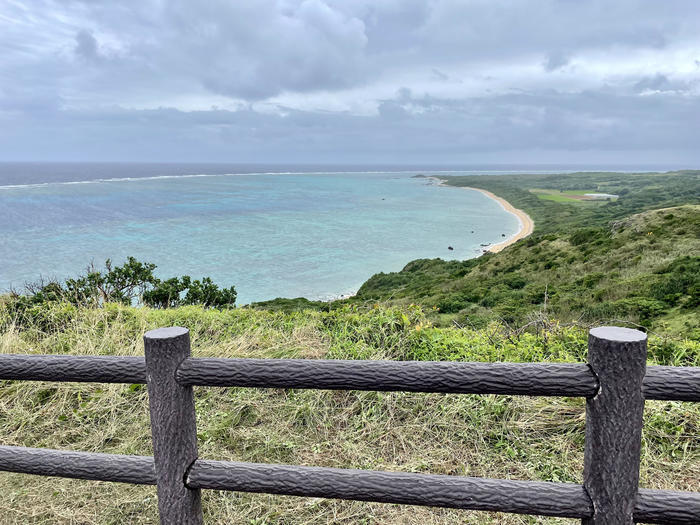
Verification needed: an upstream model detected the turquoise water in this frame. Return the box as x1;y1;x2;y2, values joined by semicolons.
0;170;520;304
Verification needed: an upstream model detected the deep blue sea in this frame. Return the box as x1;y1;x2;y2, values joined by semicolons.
0;163;670;304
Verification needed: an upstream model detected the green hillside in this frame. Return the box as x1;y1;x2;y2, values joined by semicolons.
354;171;700;337
442;170;700;233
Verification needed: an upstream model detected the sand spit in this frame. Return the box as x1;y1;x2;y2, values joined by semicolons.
425;177;534;252
463;187;534;252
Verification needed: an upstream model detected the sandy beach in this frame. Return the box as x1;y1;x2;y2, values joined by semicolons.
463;187;534;252
429;178;534;252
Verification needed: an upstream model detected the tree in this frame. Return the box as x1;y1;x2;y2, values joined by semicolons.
14;257;236;309
142;276;237;308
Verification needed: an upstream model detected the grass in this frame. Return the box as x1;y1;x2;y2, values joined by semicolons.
0;303;698;524
533;192;583;203
529;189;617;203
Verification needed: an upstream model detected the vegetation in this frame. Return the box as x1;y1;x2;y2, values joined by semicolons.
353;171;700;337
0;303;698;524
5;257;237;329
0;170;698;523
529;188;618;203
444;170;700;234
250;296;329;312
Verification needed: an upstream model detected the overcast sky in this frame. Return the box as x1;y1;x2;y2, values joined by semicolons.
2;0;699;164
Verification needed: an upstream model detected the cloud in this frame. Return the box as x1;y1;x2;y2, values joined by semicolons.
431;68;450;82
74;30;99;61
2;85;698;164
1;0;700;163
181;0;369;99
543;52;570;72
632;73;696;94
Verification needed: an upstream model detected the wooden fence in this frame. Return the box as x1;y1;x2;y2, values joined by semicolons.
1;325;699;524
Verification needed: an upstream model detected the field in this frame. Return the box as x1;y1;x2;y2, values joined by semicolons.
529;189;618;203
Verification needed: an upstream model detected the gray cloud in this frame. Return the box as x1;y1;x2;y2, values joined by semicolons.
543;52;570;72
172;0;369;99
74;30;99;61
1;0;700;163
632;74;695;94
2;86;698;163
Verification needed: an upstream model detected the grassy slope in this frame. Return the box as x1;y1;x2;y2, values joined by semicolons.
354;171;700;336
0;304;698;524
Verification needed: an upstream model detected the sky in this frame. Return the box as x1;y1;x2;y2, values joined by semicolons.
1;0;700;165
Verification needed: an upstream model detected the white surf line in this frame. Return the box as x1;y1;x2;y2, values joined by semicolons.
0;169;579;191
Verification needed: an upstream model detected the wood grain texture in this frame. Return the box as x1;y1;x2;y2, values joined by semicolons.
634;488;700;524
144;327;203;525
0;445;155;485
1;354;697;402
176;358;599;396
187;459;594;518
0;354;146;383
0;447;695;523
583;327;647;525
643;366;700;401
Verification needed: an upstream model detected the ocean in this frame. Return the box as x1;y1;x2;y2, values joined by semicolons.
0;162;660;304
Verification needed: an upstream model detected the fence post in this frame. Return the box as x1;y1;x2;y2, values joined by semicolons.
144;327;203;525
583;326;647;524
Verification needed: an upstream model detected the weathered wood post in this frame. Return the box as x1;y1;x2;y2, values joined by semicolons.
583;326;647;524
144;327;203;524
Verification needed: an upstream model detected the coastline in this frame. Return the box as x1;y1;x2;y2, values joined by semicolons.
429;178;534;252
319;179;534;300
303;179;536;302
464;186;534;252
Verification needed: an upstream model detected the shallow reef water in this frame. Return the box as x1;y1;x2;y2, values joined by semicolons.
0;168;519;304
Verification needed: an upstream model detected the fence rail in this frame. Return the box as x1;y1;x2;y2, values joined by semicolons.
1;354;697;401
0;325;699;524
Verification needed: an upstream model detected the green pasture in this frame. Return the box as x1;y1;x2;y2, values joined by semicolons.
529;189;616;203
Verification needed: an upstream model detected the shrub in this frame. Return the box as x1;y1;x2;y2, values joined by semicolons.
569;227;609;246
436;295;467;314
5;258;237;330
503;274;527;290
612;298;668;324
143;276;236;309
650;256;700;308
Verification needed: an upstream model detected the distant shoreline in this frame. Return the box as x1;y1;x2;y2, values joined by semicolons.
428;177;534;252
